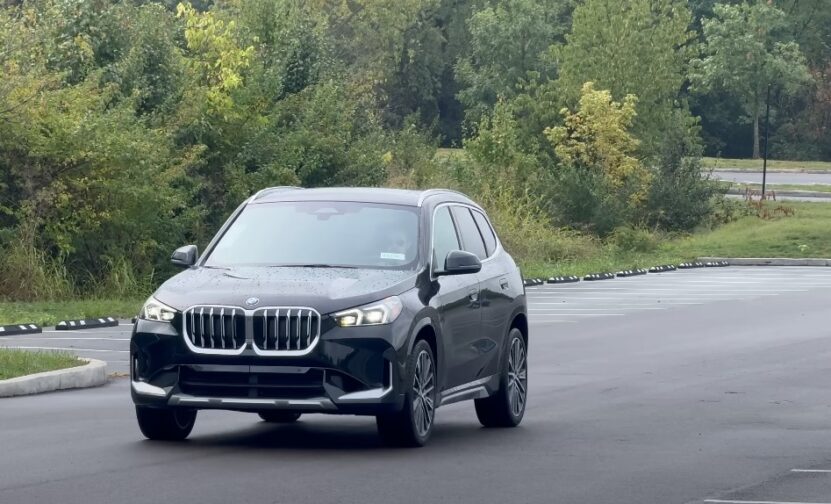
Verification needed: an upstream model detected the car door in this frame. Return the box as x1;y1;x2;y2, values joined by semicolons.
449;206;502;382
470;208;514;377
430;205;483;390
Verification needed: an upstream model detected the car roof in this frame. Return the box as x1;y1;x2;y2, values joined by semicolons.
250;186;480;209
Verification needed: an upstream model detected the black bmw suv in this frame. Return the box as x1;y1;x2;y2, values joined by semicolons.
131;187;528;446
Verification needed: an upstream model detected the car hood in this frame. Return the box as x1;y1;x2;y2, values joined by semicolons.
154;266;418;315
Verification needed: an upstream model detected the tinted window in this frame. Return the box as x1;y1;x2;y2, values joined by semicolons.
205;201;419;269
432;206;460;271
451;206;487;260
472;210;497;256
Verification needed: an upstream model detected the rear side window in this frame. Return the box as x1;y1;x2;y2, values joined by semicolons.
432;206;460;271
451;206;488;260
472;210;497;256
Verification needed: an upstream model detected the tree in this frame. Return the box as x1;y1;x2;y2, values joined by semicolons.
455;0;573;128
690;1;811;159
555;0;694;156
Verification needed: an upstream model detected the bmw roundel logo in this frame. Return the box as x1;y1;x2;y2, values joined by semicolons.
244;297;260;308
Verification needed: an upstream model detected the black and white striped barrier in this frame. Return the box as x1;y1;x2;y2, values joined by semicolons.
583;272;615;281
523;278;545;287
55;317;118;331
704;260;730;267
648;265;677;273
547;276;580;284
616;269;648;277
678;262;705;269
0;323;42;336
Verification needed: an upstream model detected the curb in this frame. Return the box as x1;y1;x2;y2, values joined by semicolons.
678;262;705;269
616;269;648;277
0;358;108;398
698;257;831;267
649;265;677;273
548;276;580;284
583;272;615;281
56;317;118;331
0;324;42;336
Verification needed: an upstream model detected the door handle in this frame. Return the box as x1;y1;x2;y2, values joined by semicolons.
500;279;509;290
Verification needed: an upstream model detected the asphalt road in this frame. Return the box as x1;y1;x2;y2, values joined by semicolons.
2;267;831;504
714;170;831;185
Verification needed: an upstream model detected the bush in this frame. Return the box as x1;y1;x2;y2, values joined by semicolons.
545;82;652;235
611;227;661;253
646;110;721;231
0;233;72;302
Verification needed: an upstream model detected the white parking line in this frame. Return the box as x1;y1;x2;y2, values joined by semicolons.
791;469;831;473
704;500;831;504
3;346;129;354
42;330;128;334
0;337;129;341
529;301;703;305
529;307;665;312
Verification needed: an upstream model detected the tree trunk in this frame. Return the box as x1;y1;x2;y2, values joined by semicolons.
752;108;760;159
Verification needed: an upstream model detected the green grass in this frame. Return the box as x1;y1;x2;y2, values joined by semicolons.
0;348;85;380
704;157;831;172
522;201;831;278
730;183;831;194
0;298;142;326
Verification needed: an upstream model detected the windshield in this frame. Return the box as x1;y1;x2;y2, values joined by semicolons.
204;201;420;269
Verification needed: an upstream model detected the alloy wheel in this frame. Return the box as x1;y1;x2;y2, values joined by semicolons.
412;349;435;437
507;337;527;417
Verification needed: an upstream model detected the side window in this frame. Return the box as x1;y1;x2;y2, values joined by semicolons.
472;210;497;257
451;206;488;260
432;206;460;271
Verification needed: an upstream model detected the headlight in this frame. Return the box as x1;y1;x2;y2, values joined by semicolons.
334;296;403;327
139;296;178;323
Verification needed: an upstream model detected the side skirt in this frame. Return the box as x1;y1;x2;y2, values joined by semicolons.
438;375;498;407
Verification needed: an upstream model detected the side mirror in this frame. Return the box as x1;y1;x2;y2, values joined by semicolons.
440;250;482;276
171;245;198;268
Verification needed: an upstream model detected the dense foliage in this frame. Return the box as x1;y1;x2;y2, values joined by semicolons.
0;0;827;300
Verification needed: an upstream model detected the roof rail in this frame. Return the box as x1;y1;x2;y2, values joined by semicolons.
416;188;472;206
252;186;303;200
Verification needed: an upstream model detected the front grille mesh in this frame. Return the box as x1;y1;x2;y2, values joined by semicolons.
253;308;320;352
184;307;246;350
182;306;321;354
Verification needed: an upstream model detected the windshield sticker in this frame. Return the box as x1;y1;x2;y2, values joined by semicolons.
380;252;406;261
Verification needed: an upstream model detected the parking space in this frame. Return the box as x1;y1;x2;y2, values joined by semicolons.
526;266;831;324
0;323;132;373
700;465;831;504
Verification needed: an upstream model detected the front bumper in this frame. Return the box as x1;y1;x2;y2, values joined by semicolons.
130;316;410;415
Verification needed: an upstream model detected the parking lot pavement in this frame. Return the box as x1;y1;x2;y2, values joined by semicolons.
526;266;831;324
0;322;132;373
3;266;831;504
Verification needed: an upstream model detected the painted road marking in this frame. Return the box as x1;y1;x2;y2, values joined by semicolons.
791;469;831;473
3;346;129;354
704;500;831;504
0;337;129;341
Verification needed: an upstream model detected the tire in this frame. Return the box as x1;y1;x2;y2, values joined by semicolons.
135;406;197;441
376;339;436;447
475;328;527;428
258;411;302;423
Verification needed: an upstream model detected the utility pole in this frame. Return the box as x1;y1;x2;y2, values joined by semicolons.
762;85;771;199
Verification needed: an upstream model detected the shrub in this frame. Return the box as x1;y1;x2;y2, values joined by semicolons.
611;227;661;253
545;82;652;235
